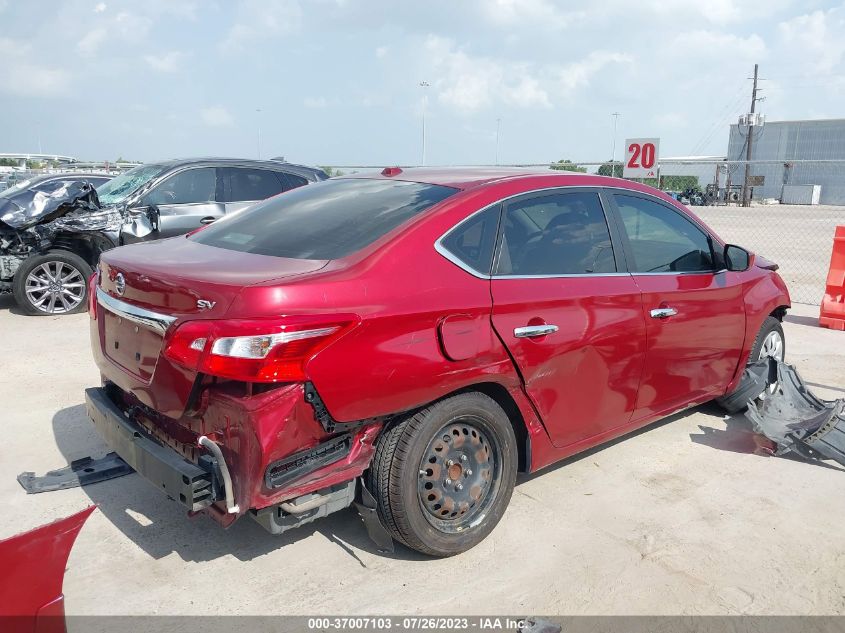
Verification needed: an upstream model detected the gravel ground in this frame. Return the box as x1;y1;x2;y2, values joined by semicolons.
0;298;843;617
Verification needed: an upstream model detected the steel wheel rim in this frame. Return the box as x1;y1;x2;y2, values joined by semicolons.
759;331;784;362
24;261;85;314
417;416;502;533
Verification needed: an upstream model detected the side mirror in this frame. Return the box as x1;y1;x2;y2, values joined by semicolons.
724;244;751;271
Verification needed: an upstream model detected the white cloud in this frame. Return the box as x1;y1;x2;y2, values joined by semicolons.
423;36;629;113
144;51;188;73
779;7;845;72
94;2;107;13
76;10;153;56
375;45;389;58
558;51;632;94
77;28;108;56
221;0;302;54
481;0;583;29
425;36;549;112
304;96;328;108
0;38;71;97
200;106;234;126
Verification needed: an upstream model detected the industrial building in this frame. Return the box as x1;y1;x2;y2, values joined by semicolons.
726;118;845;205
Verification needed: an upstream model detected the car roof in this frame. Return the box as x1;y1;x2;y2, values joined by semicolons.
341;167;622;191
148;158;328;181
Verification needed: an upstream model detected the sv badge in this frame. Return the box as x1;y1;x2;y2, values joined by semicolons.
196;299;217;310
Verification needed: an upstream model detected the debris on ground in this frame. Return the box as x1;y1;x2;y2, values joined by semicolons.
746;357;845;467
17;452;133;494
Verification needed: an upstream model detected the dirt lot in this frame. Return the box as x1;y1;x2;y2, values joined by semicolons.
1;299;844;616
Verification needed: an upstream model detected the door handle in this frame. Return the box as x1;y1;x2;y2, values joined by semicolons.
200;216;217;225
650;307;678;319
514;324;559;338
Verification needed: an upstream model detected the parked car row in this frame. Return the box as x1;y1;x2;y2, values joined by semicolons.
84;167;790;556
0;158;327;314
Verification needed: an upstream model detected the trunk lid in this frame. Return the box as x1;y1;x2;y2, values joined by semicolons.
94;237;328;417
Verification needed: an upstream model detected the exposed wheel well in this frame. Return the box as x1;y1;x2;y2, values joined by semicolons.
49;233;113;268
770;305;788;321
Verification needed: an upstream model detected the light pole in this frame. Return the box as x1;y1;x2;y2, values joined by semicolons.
495;118;501;165
610;112;620;175
256;108;262;159
419;81;430;166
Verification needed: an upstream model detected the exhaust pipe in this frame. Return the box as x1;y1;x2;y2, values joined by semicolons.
198;436;240;514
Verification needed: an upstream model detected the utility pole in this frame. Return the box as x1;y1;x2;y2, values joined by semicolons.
495;118;501;165
419;81;430;166
256;108;262;159
741;64;759;207
610;112;620;175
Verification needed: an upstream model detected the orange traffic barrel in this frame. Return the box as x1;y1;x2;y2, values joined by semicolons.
820;225;845;331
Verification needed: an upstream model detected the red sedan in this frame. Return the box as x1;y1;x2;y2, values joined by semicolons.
85;168;790;556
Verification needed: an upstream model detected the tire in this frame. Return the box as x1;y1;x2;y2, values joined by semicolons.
717;316;785;413
368;392;518;557
13;251;92;316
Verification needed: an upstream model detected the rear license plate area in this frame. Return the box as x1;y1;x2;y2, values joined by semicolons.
103;311;163;382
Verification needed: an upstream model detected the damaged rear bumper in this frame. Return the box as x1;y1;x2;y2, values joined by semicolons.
85;387;218;511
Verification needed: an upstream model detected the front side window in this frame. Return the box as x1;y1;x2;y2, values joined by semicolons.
440;205;501;275
495;191;616;275
145;167;216;206
224;168;287;202
192;178;458;260
613;194;715;273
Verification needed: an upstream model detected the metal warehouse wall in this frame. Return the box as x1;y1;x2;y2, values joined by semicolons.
727;119;845;204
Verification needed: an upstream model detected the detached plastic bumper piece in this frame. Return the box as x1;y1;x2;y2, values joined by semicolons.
746;358;845;467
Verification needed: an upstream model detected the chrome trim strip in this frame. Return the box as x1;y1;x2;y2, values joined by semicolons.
96;287;177;335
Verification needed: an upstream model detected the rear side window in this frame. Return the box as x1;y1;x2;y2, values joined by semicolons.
145;168;216;205
440;205;501;275
496;191;616;275
282;173;309;189
193;178;458;260
224;167;288;202
613;194;715;273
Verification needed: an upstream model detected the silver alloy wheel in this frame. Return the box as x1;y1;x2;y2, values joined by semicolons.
759;330;785;362
758;329;785;395
24;260;86;314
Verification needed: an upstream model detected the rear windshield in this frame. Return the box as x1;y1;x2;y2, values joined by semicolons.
192;178;458;260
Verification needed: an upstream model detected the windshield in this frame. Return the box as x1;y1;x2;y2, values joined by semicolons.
0;178;34;199
96;164;165;206
192;178;458;260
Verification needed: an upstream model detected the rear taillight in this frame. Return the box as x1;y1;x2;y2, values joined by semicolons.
163;315;357;383
87;271;99;319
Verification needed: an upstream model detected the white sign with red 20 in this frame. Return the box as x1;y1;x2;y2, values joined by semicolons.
623;138;659;179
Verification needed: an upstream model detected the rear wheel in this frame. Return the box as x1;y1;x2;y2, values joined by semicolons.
717;316;785;413
368;392;517;557
12;251;92;316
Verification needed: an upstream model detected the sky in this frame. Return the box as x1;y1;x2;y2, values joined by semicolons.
1;0;844;166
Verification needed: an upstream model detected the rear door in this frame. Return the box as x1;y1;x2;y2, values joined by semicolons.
142;167;223;238
607;192;746;420
489;189;647;449
219;167;291;214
